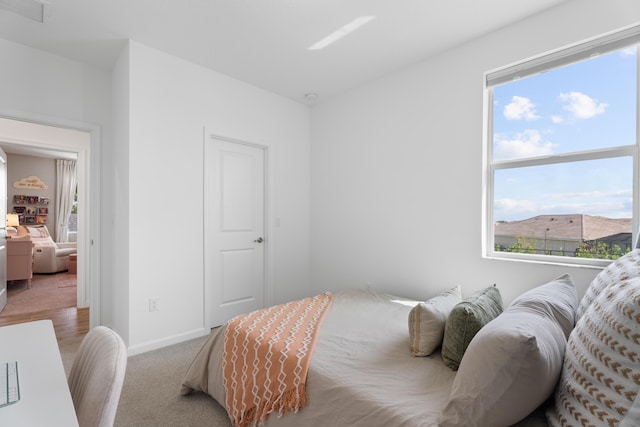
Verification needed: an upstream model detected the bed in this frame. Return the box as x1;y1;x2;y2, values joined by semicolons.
181;288;557;426
182;245;640;427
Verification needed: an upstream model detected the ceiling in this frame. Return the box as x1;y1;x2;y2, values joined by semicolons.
0;0;570;104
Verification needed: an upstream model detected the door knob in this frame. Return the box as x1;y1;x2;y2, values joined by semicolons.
254;237;264;243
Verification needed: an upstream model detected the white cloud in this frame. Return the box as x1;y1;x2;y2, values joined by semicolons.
620;47;637;57
494;190;632;221
551;115;564;124
559;91;607;119
494;198;631;221
541;190;632;217
494;198;536;213
503;96;539;121
545;189;632;200
494;129;555;160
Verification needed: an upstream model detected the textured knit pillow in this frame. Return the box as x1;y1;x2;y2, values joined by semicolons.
441;285;503;371
547;277;640;427
575;248;640;322
620;392;640;427
439;274;578;427
408;285;461;357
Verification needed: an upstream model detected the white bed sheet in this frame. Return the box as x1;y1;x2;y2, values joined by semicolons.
181;289;549;427
182;289;454;426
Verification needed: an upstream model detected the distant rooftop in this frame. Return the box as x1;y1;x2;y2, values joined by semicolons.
495;214;631;241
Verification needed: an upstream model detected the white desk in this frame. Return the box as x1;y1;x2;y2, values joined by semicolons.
0;320;79;426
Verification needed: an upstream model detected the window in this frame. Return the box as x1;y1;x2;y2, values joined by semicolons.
69;185;78;233
485;25;640;266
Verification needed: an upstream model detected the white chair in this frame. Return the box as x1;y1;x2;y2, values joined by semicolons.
68;326;127;427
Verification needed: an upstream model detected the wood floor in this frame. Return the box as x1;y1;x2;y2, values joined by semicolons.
0;275;89;341
0;306;89;340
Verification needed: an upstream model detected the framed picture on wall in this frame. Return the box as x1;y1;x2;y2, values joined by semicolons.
26;207;37;215
26;196;38;204
25;216;36;224
37;207;48;215
39;197;50;205
14;195;26;204
13;206;26;214
36;215;47;224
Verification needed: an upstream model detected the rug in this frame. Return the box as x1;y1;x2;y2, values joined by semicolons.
0;273;77;317
57;274;77;288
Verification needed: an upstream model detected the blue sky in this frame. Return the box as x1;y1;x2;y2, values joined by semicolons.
492;46;637;222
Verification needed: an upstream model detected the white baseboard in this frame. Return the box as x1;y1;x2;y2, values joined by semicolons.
126;327;211;356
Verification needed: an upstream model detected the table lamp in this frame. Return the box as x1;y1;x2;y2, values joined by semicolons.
6;213;19;237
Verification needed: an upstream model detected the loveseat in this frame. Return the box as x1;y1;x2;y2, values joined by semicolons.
17;225;77;273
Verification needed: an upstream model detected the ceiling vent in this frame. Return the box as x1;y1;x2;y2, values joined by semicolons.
0;0;46;23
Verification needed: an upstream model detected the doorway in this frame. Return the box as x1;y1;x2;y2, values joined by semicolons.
0;116;97;326
204;134;269;327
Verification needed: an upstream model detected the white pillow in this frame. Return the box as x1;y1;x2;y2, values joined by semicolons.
408;285;461;357
27;225;51;238
439;274;578;427
547;276;640;427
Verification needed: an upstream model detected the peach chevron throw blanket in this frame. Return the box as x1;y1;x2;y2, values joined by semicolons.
222;292;334;427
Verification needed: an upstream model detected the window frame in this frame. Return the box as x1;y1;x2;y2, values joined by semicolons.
483;25;640;268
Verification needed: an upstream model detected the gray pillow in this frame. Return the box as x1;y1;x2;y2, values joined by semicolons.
439;274;578;427
441;285;503;371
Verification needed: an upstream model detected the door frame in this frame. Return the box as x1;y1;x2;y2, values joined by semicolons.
0;147;6;313
203;129;273;328
0;110;100;328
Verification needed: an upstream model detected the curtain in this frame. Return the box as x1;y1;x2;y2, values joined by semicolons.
55;160;77;242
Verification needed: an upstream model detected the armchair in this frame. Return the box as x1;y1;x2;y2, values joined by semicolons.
24;225;77;274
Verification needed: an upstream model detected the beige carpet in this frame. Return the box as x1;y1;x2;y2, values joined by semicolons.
1;273;77;317
115;335;232;426
4;273;232;426
57;331;232;426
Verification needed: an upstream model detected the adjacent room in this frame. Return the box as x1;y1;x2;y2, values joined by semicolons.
1;0;639;426
0;149;80;314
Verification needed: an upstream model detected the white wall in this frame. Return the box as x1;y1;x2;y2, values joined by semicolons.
124;41;312;353
110;41;131;343
0;37;112;317
310;0;640;304
7;154;57;234
0;37;312;354
0;38;112;124
5;0;634;353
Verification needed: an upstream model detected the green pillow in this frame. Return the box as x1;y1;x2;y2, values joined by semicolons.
441;285;503;371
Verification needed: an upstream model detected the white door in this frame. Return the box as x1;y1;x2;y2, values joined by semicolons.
0;148;7;313
205;136;266;327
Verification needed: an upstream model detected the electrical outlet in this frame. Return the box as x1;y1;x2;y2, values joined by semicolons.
149;298;159;312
